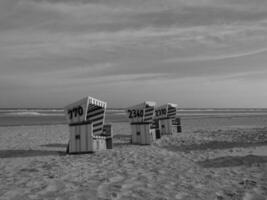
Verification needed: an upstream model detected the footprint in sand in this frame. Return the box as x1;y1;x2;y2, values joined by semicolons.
97;175;125;200
38;180;65;196
175;192;188;200
243;192;265;200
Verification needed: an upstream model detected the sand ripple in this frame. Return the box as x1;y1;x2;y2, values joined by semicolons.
0;125;266;199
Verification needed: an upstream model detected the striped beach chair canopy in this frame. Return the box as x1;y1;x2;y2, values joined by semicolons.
86;97;107;135
64;96;107;135
154;103;177;120
126;101;156;123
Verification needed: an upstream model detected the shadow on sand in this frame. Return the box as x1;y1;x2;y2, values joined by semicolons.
198;155;267;168
41;143;67;148
165;140;267;153
41;141;133;151
0;149;66;158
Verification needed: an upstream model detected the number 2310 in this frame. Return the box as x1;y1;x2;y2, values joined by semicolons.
155;108;167;117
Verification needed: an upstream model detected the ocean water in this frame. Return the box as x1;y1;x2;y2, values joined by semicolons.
0;108;267;131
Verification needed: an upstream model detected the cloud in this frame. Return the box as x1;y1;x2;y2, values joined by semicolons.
1;0;267;33
1;23;267;82
166;48;267;62
219;70;267;82
0;0;267;107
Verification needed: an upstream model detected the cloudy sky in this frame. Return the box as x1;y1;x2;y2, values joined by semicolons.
0;0;267;108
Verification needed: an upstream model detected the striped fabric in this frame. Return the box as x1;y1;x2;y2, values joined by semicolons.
143;105;155;123
86;104;105;135
85;97;107;135
167;104;177;118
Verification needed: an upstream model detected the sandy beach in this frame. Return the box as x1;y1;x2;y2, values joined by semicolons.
1;0;267;199
0;122;266;200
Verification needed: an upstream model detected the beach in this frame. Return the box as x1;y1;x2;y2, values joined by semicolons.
0;110;267;200
1;0;267;199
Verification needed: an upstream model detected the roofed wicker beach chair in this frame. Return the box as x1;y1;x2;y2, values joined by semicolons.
64;96;112;154
154;103;181;137
126;101;156;145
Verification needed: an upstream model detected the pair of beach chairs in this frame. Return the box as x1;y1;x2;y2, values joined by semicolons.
64;96;181;154
127;101;182;145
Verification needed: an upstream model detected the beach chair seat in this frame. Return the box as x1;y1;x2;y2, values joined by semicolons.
172;117;182;133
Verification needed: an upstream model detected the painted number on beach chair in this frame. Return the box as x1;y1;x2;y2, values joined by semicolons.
155;108;167;117
128;109;144;119
68;106;83;120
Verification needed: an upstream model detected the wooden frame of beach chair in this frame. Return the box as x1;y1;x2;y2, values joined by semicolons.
64;96;112;154
126;101;156;145
154;103;181;136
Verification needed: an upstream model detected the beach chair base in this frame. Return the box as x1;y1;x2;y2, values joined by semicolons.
66;123;113;154
157;117;182;136
159;119;173;136
131;123;156;145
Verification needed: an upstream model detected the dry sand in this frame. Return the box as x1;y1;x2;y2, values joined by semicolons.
0;124;266;200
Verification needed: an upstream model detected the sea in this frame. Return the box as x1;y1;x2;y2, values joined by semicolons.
1;108;267;131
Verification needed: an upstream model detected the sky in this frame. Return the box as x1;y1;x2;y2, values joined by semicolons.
0;0;267;108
